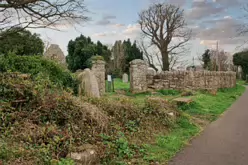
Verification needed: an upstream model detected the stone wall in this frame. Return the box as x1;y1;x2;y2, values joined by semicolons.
91;60;106;96
130;60;236;93
147;71;236;90
129;59;147;93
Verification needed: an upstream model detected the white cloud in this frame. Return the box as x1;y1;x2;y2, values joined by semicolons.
123;24;140;35
92;32;107;37
200;40;219;48
92;31;117;37
224;15;232;19
112;23;125;28
186;0;225;20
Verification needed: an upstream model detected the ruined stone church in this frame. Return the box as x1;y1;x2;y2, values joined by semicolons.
44;44;66;65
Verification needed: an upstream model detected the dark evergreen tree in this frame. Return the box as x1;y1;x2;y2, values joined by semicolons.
66;35;111;72
0;27;44;56
202;49;211;70
123;39;143;73
233;50;248;80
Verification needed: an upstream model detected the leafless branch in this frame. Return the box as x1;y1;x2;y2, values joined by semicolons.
0;0;88;38
137;36;159;71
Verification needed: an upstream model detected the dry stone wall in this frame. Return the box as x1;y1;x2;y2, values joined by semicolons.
147;71;236;90
130;60;236;93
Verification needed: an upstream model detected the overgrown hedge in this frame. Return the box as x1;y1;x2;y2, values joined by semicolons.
0;72;180;164
0;53;78;93
0;72;107;164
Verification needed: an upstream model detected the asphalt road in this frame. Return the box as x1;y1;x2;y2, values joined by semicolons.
169;87;248;165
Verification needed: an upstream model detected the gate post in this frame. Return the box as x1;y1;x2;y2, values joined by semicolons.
92;60;106;96
130;59;147;93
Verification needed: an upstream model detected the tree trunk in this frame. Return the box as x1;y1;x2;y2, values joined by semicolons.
161;50;169;71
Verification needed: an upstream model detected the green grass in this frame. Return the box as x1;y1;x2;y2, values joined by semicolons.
105;78;130;94
104;79;245;163
158;89;181;96
143;84;246;163
105;79;181;106
180;85;245;121
144;115;199;162
113;78;130;91
105;80;246;164
237;80;248;86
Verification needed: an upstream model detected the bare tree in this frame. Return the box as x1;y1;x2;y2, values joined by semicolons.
44;40;51;53
138;34;190;71
0;0;88;38
138;2;191;71
137;37;160;71
238;3;248;35
210;50;230;71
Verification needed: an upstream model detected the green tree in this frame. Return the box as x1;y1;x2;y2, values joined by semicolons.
202;49;212;70
123;39;143;73
233;50;248;80
66;35;111;72
0;27;44;56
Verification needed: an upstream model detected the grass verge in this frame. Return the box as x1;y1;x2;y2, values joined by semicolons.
143;84;245;164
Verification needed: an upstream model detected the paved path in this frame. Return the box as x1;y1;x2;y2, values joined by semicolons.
169;87;248;165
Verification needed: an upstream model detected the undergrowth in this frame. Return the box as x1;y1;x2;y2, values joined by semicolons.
0;71;245;164
0;72;179;165
0;53;78;93
0;72;107;164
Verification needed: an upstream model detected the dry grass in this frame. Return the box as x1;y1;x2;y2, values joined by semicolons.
0;73;109;163
0;72;183;164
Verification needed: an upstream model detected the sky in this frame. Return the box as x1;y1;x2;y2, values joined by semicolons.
32;0;248;66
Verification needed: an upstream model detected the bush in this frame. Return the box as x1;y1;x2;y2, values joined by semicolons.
0;72;108;164
84;55;105;69
0;72;182;164
144;97;180;127
181;89;194;97
0;53;78;93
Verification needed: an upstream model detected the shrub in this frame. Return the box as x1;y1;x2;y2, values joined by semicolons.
0;53;78;93
0;72;108;164
86;97;141;125
84;55;105;69
181;89;194;97
144;97;179;127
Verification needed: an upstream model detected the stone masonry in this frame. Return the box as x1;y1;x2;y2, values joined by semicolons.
44;44;66;64
130;59;148;93
130;60;236;93
91;60;106;96
148;71;236;90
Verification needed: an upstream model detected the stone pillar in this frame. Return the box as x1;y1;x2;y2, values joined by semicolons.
130;59;147;93
91;60;106;96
